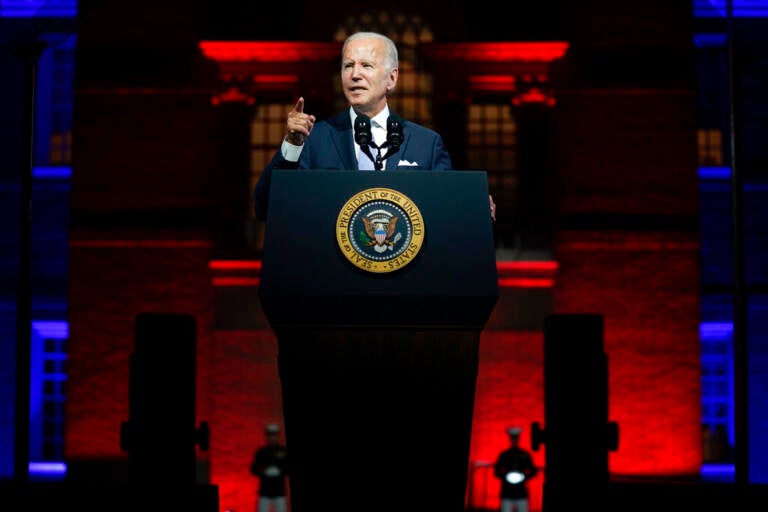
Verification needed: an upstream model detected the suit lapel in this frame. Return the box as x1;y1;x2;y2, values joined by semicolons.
328;111;357;170
385;147;396;170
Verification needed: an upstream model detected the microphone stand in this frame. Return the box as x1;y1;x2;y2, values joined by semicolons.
359;125;402;170
360;142;379;170
373;143;384;171
375;142;401;170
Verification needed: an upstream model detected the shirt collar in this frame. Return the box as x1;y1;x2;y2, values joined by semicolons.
370;108;389;129
350;105;390;129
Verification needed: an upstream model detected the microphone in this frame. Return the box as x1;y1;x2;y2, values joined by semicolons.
385;113;404;150
354;113;377;168
354;113;372;147
379;114;404;165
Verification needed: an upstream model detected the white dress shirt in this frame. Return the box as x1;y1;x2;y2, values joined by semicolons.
351;106;389;170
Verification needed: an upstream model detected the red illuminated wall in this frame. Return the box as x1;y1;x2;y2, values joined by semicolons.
469;330;546;510
206;329;284;511
552;231;702;476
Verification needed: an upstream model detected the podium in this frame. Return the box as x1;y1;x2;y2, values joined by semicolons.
258;170;498;512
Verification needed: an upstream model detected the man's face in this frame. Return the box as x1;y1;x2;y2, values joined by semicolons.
341;37;398;117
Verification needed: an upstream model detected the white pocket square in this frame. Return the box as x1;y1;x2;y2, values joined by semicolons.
398;160;419;167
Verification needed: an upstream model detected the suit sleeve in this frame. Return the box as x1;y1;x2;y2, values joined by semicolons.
432;134;453;170
253;148;300;221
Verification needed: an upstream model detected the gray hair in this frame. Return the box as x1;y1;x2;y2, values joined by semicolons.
342;31;399;72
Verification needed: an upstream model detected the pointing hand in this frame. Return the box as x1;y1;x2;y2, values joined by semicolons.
286;97;316;145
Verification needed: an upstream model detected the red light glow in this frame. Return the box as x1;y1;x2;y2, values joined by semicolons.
210;260;262;287
212;277;260;287
212;87;254;105
513;87;556;106
253;75;298;84
469;75;517;92
496;261;558;271
423;42;569;62
498;278;554;288
199;41;339;62
209;260;262;270
208;259;557;288
496;260;558;288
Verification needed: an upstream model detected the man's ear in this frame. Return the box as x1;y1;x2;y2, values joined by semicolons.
387;68;399;94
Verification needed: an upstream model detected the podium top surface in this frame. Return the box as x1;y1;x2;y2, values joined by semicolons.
259;170;499;329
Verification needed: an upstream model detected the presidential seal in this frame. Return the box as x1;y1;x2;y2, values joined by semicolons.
336;187;425;273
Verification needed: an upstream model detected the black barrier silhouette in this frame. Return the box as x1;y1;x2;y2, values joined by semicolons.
118;313;217;511
532;313;619;512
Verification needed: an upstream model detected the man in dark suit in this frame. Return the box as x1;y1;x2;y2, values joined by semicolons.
253;31;496;221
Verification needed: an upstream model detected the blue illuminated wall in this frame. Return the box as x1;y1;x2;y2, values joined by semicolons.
694;0;768;483
0;1;76;479
694;0;768;18
0;0;77;17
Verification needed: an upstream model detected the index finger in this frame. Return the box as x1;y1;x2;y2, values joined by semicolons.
293;97;304;113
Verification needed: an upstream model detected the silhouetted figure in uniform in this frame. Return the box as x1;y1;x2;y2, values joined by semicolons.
494;426;538;512
250;424;288;512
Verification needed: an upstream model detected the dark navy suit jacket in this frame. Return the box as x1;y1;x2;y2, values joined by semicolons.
253;110;453;220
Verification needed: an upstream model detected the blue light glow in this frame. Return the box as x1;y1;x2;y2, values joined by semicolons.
698;166;731;180
694;0;768;18
0;0;77;17
693;33;728;48
28;461;66;476
700;322;734;339
700;463;735;482
31;320;68;339
33;166;72;179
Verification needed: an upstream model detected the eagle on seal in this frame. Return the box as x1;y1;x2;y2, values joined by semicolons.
362;215;398;247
